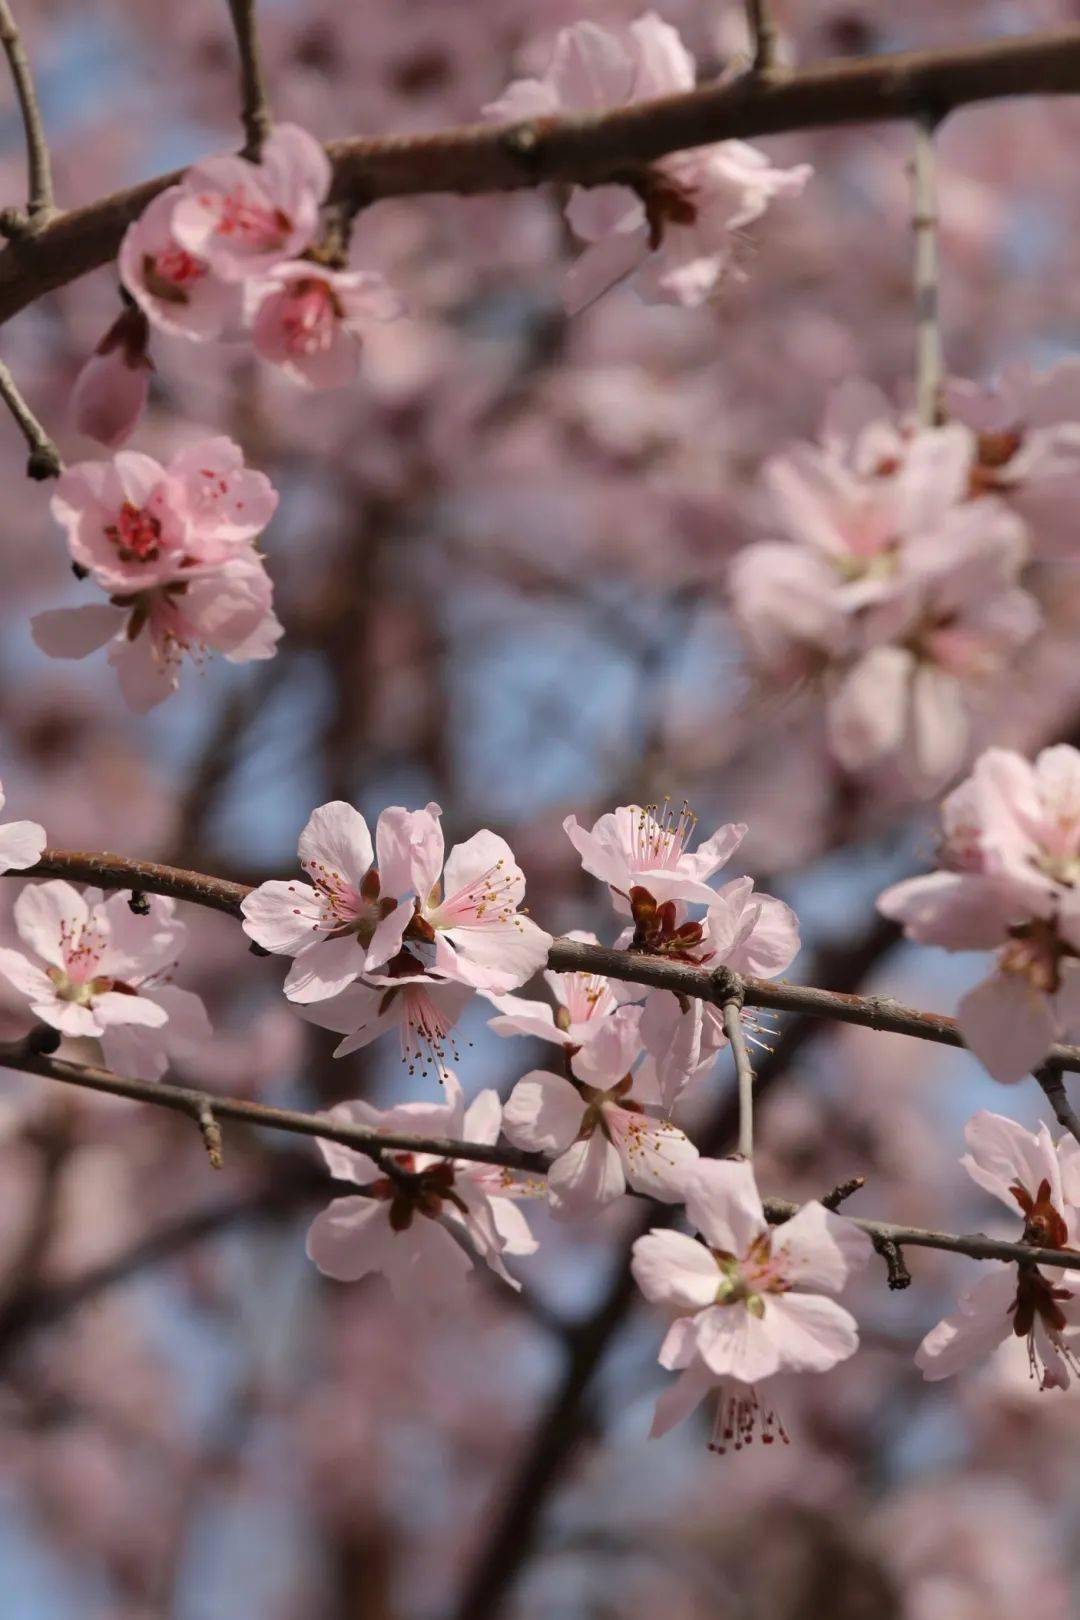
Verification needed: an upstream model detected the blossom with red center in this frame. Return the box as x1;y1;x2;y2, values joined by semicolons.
306;1075;538;1302
249;260;403;390
879;745;1080;1082
299;966;474;1084
916;1112;1080;1388
501;1005;699;1214
171;124;331;283
0;883;210;1078
119;185;242;341
632;1157;871;1448
485;16;809;313
240;799;424;1002
0;780;45;876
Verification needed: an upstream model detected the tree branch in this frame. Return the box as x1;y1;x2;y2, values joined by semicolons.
717;971;754;1158
226;0;271;160
0;0;54;233
16;848;1080;1078
0;28;1079;325
3;1040;1077;1276
745;0;778;73
911;113;943;426
0;356;61;478
1036;1064;1080;1148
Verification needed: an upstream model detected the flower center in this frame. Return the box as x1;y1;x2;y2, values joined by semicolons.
105;501;163;564
212;190;292;250
632;799;697;871
280;277;340;355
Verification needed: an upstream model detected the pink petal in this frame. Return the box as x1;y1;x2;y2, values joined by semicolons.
240;879;325;954
297;800;373;888
547;1131;627;1212
0;818;46;874
682;1157;766;1256
501;1070;585;1154
915;1266;1016;1380
631;1229;719;1311
760;1291;861;1372
769;1201;872;1291
957;970;1056;1084
15;881;87;969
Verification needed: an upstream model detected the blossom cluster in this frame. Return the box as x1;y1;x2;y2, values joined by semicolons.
6;759;1080;1451
728;376;1080;790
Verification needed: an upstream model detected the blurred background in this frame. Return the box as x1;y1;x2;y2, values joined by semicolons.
2;1;1080;1615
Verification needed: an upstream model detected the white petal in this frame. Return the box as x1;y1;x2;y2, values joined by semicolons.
0;819;45;874
683;1157;766;1256
631;1229;719;1311
298;800;373;887
957;970;1055;1084
547;1132;626;1213
15;881;88;968
760;1291;861;1372
769;1202;873;1292
501;1070;585;1153
240;880;325;954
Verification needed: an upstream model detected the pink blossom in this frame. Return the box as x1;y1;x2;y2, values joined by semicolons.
564;799;747;912
299;972;474;1082
119;185;242;341
0;781;45;875
915;1111;1080;1389
391;805;553;993
879;746;1080;1082
0;884;209;1077
171;124;331;283
32;551;283;713
306;1074;538;1302
249;260;403;389
485;16;810;312
47;438;278;594
240;799;421;1002
484;929;633;1050
501;1004;698;1213
638;877;800;1109
71;307;152;448
631;1157;870;1447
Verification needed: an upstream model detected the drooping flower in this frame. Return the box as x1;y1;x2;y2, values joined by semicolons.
241;800;422;1003
119;185;243;341
632;1157;871;1448
298;969;474;1082
71;306;152;448
502;1004;698;1213
306;1074;538;1302
171;124;331;283
32;551;283;713
915;1112;1080;1388
0;884;209;1078
485;15;810;312
484;929;633;1050
878;746;1080;1083
33;438;282;710
638;877;800;1110
248;260;403;389
0;781;45;875
564;799;747;913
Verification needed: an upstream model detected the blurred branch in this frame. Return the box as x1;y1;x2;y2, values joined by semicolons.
0;0;54;233
0;356;61;478
911;113;943;426
16;848;1080;1077
745;0;778;72
226;0;272;160
1;28;1080;323
1036;1064;1080;1148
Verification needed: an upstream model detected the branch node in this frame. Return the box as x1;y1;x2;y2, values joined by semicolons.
127;890;150;916
500;120;546;166
821;1173;866;1212
192;1097;224;1169
24;1024;60;1057
873;1235;911;1290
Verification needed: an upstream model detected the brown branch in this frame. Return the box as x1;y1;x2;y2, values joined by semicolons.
16;848;1080;1078
0;356;61;478
4;1041;1078;1272
1035;1065;1080;1148
0;0;54;233
226;0;272;160
1;29;1079;324
745;0;778;73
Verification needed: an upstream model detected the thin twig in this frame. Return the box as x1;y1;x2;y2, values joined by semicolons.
0;29;1079;325
0;357;61;477
911;112;943;426
873;1236;912;1290
0;0;55;233
744;0;778;73
5;1041;1080;1276
16;849;1080;1079
226;0;271;160
1035;1065;1080;1148
193;1096;224;1168
820;1173;866;1212
717;973;754;1159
